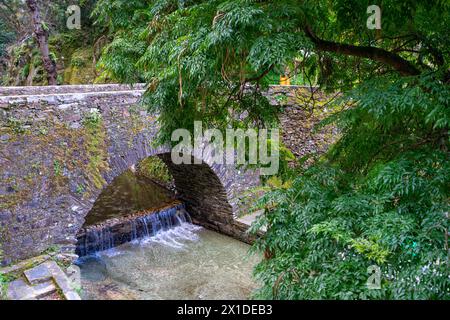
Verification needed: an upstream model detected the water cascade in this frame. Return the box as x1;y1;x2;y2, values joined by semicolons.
76;203;198;256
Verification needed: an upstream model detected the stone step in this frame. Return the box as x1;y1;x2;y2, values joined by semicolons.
7;279;32;300
236;210;266;232
7;278;56;300
31;281;58;299
41;261;81;300
24;263;53;285
0;254;50;276
7;260;82;300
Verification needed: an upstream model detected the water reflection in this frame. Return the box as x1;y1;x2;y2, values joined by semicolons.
84;169;176;226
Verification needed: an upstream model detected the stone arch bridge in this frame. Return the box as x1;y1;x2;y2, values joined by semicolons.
0;84;328;265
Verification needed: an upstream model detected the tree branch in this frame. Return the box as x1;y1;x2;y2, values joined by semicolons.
245;64;274;83
304;25;421;76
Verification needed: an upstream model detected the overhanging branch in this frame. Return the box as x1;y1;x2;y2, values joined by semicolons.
304;25;421;76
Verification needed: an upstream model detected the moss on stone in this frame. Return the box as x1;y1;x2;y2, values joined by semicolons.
64;48;96;85
0;114;112;212
82;116;109;190
136;157;173;184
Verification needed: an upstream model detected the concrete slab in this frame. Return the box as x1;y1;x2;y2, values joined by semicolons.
63;290;82;301
42;261;81;300
8;260;81;300
30;281;57;299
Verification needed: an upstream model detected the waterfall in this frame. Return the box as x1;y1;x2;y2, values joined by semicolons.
77;204;199;257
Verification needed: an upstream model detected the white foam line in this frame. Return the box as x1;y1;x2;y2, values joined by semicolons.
136;223;202;249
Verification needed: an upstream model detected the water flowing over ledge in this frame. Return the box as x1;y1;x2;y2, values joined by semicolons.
76;202;196;256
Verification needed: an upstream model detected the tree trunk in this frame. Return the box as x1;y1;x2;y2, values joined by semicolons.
26;0;57;85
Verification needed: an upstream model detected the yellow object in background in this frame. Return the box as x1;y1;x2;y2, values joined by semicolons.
280;75;290;85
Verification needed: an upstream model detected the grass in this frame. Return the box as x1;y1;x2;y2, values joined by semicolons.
0;273;13;300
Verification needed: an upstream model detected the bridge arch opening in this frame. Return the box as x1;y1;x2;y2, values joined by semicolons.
73;152;261;299
75;153;239;256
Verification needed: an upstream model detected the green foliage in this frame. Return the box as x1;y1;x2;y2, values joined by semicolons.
83;109;102;128
76;184;85;195
0;273;9;300
0;21;15;58
250;74;449;299
137;157;173;184
94;0;293;143
7;117;26;134
53;160;62;176
1;0;102;85
0;240;12;299
94;0;449;300
71;57;86;68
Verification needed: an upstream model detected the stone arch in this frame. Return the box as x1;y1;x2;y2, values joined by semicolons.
74;148;256;257
0;84;259;265
78;143;257;245
84;120;260;237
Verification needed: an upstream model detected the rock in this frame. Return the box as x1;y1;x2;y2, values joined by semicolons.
70;122;81;129
64;290;82;300
7;279;34;300
54;253;79;265
43;261;81;300
24;263;53;284
30;281;57;299
7;278;56;300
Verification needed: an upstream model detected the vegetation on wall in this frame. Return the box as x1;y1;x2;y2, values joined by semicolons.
0;273;8;299
137;157;173;186
82;109;109;190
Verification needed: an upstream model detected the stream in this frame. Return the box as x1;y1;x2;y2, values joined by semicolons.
75;167;259;300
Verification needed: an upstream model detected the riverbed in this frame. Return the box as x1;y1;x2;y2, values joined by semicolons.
77;224;259;300
77;166;260;300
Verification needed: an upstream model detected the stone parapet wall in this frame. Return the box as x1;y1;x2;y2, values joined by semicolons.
266;86;337;160
0;83;146;97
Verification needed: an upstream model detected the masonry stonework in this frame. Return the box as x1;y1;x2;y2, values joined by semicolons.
0;84;332;265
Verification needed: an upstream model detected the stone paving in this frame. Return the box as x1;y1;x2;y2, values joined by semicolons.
236;209;267;232
7;278;57;300
6;261;81;300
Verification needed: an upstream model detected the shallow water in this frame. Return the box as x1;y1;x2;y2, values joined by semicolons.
77;224;260;300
